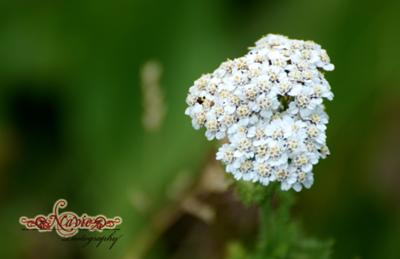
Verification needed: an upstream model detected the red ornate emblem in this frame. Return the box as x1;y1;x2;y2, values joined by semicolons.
19;199;122;238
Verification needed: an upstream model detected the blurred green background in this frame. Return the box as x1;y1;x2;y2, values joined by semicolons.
1;0;400;258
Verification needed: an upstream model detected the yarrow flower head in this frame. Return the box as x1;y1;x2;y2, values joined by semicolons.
185;34;334;192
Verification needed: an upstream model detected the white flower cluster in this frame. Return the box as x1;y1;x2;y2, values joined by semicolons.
185;34;334;191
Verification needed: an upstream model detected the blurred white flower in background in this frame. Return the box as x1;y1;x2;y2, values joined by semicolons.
185;34;334;191
141;60;166;132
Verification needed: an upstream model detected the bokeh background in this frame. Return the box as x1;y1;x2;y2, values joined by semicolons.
1;0;400;258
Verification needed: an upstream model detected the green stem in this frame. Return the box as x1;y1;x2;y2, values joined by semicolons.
253;187;295;259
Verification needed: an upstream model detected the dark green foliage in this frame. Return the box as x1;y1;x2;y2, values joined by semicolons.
233;180;273;206
231;183;332;259
253;192;333;259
